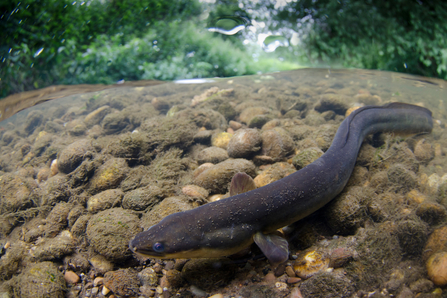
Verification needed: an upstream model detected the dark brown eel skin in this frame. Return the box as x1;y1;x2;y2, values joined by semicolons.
129;102;433;265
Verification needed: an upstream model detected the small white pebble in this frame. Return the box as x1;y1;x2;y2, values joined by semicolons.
102;286;110;295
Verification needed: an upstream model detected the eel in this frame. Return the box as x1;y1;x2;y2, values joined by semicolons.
129;102;433;265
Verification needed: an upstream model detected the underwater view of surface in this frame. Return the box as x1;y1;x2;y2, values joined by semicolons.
0;68;447;298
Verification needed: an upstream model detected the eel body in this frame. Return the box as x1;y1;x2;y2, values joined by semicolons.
129;102;433;264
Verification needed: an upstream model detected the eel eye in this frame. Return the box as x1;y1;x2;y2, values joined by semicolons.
153;242;164;253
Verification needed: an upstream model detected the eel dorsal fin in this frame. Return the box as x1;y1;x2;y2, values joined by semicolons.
229;172;256;196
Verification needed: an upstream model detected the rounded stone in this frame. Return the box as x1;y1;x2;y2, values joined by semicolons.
86;208;142;261
324;186;371;235
58;139;94;174
261;127;294;161
427;251;447;286
292;147;324;170
87;189;124;213
15;261;66;298
197;146;229;164
122;185;164;211
181;258;237;291
193;159;256;194
227;128;262;158
89;158;128;193
414;139;435;162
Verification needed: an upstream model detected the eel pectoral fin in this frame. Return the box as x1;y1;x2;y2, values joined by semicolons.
253;232;289;265
230;172;256;196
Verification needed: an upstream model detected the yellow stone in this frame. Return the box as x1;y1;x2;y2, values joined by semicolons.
211;132;233;149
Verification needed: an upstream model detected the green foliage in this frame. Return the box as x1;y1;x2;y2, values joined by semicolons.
0;0;202;97
269;0;447;79
63;21;263;84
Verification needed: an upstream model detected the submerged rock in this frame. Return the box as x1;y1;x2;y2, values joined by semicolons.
14;261;66;298
86;208;141;261
89;158;129;193
87;189;124;213
193;158;256;194
57;139;94;174
227;128;262;158
197;146;229;164
181;258;237;291
260;127;295;161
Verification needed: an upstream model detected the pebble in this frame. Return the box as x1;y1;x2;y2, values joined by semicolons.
423;226;447;261
84;105;110;127
193;159;256;194
87;189;124;213
261;127;295;160
229;120;242;130
292;147;324;170
285;266;296;277
209;294;224;298
64;270;80;284
293;250;330;279
93;277;104;286
264;272;276;282
57;139;94;174
414;139;435;162
211;132;233;149
181;185;209;201
287;277;301;284
196;146;229;164
227;128;262;158
426;252;447;286
254;162;296;188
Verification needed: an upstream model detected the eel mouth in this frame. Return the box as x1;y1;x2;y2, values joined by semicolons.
128;239;165;258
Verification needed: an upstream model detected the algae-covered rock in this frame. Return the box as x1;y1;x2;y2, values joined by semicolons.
40;174;71;206
313;124;338;151
87;189;124;213
140;196;195;230
239;106;272;124
260;127;295;161
30;230;76;261
84;105;111;127
122;185;164;211
325;186;372;235
104;268;140;297
86;208;141;261
299;271;354;298
396;219;428;256
314;94;349;115
211;131;233;149
89;158;128;193
102;112;132;134
193;158;256;194
24;110;45;135
387;164;418;192
14;261;66;298
292;147;324;170
197;146;229;164
0;173;38;214
57;139;94;174
88;254;114;275
227;128;262;158
181;258;237;291
254;162;295;188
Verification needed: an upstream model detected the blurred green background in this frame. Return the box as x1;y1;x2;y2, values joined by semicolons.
1;0;446;99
